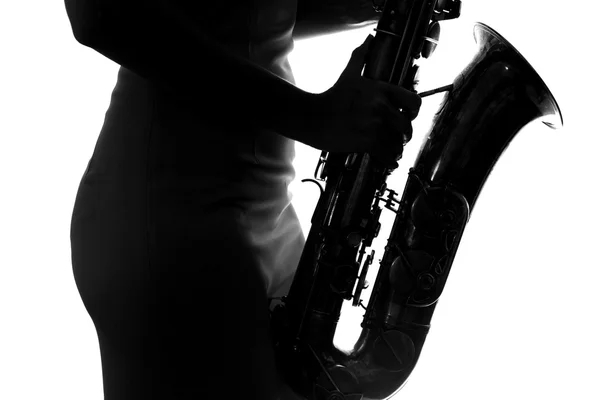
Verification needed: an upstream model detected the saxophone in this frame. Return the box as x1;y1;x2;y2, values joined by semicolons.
270;1;563;399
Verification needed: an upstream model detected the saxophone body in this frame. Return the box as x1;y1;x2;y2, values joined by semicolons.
270;1;563;399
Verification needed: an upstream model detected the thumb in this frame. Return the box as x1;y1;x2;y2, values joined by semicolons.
343;34;374;77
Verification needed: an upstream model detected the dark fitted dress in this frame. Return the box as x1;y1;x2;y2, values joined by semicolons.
69;1;306;399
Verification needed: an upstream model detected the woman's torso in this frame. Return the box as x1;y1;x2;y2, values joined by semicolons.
82;0;304;298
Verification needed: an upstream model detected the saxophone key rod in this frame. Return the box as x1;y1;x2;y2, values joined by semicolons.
417;83;453;97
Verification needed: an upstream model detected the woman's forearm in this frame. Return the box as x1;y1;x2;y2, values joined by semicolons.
64;0;319;139
294;0;379;41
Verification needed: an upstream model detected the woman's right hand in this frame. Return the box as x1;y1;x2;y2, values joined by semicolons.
305;34;422;166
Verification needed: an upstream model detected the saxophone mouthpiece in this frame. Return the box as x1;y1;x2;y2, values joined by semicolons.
418;84;454;98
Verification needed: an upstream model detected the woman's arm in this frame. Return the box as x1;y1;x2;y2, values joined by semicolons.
293;0;380;41
64;0;318;138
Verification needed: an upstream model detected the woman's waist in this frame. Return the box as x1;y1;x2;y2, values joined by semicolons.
90;68;297;185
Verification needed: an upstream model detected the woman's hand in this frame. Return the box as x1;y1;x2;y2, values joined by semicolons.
303;34;422;166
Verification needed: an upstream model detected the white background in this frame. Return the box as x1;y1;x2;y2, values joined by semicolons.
1;1;597;399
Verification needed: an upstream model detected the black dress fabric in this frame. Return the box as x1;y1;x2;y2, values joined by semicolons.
70;1;306;398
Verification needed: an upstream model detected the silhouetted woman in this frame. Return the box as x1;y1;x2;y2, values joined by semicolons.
65;1;420;398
